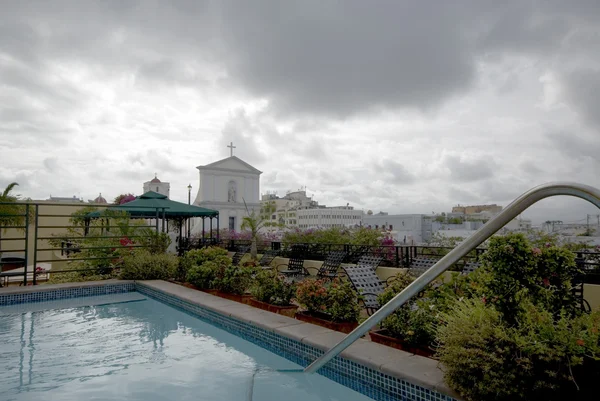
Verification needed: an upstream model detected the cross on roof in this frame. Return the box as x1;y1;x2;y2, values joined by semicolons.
227;141;236;157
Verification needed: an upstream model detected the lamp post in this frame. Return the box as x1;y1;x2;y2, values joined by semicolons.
187;184;192;240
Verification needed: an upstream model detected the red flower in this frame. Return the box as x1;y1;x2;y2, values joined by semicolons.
482;297;487;304
542;278;550;287
576;339;585;346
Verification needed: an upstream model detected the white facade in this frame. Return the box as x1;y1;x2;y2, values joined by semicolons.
143;175;170;198
261;190;363;229
363;214;433;244
192;156;262;232
296;207;363;229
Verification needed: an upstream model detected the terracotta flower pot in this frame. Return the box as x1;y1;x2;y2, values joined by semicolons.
295;311;358;333
213;291;253;304
369;329;436;358
248;298;299;318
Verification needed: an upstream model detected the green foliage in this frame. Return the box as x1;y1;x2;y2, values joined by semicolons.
119;250;178;280
282;226;384;247
295;278;361;322
0;183;34;241
47;261;119;284
179;247;229;281
327;280;362;322
295;279;329;313
480;234;582;321
250;269;297;306
137;229;171;254
435;233;599;400
437;298;600;401
212;265;255;295
378;273;437;347
186;263;218;289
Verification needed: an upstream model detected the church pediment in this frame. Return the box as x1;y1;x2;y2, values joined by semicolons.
197;156;262;175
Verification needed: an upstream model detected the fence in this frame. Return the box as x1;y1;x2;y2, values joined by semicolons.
0;201;159;286
220;239;600;283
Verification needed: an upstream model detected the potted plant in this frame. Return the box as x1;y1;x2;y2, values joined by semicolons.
180;247;230;282
249;269;298;317
369;272;463;357
212;264;255;304
295;278;361;333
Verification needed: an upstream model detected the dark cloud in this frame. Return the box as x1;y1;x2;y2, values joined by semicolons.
444;155;495;182
546;132;600;162
219;109;268;165
561;69;600;133
218;1;478;117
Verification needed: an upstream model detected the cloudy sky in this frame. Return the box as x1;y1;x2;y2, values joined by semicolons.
1;1;599;224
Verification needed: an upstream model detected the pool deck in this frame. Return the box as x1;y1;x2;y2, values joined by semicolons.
0;279;460;400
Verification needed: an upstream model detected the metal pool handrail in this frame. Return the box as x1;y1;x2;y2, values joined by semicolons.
304;182;600;373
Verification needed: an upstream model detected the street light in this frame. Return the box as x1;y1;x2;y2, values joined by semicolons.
187;184;192;241
187;184;192;205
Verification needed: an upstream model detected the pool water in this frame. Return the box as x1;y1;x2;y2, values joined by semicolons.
0;293;374;401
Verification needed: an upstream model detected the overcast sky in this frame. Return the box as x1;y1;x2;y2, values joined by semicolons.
1;1;599;224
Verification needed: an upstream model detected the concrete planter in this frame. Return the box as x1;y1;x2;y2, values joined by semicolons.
295;311;358;334
248;298;299;318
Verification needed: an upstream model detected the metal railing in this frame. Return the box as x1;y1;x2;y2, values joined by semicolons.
0;201;159;286
304;182;600;373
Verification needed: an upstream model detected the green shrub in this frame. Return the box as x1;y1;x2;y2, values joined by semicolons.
212;265;255;295
377;273;439;347
250;269;296;306
179;247;230;281
327;279;362;322
437;298;600;401
480;234;582;321
119;250;178;280
186;263;217;289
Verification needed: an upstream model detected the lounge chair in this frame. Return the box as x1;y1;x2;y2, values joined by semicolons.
231;245;250;266
258;249;280;269
342;264;398;315
407;257;439;277
460;261;481;275
277;244;309;278
356;254;384;271
306;250;347;279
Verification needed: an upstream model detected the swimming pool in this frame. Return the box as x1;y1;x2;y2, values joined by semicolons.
0;292;374;401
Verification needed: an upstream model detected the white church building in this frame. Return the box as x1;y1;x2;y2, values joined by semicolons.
143;175;170;198
191;155;262;233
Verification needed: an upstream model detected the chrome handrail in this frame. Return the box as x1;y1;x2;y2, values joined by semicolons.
304;182;600;373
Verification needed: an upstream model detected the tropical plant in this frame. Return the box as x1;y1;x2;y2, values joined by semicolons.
241;198;278;260
0;182;34;255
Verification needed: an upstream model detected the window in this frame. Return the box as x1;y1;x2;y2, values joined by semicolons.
389;225;393;230
156;186;159;192
228;216;235;230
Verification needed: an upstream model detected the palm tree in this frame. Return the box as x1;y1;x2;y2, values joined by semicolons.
241;199;278;261
0;182;26;255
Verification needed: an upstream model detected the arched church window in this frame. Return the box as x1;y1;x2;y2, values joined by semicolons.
228;181;237;202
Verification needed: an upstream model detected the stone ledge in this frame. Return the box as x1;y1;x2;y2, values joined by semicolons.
139;280;461;400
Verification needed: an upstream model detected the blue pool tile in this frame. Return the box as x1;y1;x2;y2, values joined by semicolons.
134;282;458;401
